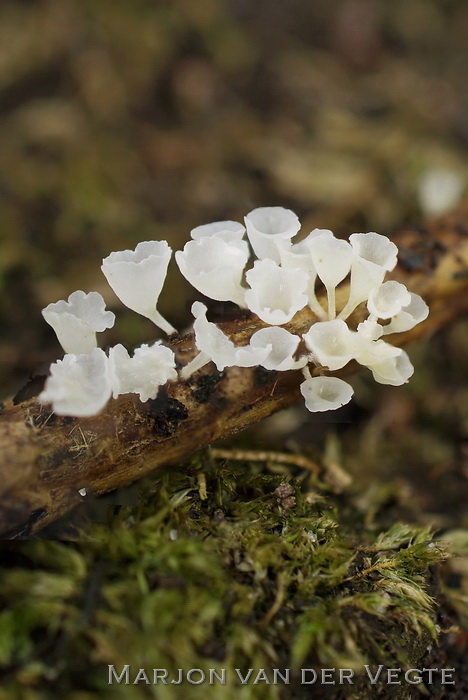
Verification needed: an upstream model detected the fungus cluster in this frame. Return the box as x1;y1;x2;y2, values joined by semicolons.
39;207;428;417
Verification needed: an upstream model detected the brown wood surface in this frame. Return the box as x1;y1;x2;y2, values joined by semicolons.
1;207;467;537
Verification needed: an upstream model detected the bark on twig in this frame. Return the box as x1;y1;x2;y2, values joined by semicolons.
1;207;468;537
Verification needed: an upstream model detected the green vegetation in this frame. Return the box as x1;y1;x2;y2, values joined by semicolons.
0;454;451;699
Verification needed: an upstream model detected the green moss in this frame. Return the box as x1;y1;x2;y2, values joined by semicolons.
0;454;448;699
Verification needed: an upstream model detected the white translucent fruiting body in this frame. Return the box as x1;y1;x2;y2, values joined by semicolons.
368;349;414;386
42;290;115;355
279;231;329;320
303;319;356;371
101;240;175;335
249;327;308;371
300;375;354;412
109;342;177;402
175;237;249;307
245;259;308;325
245;206;300;263
38;209;430;418
183;302;270;376
383;293;429;335
189;301;237;373
339;232;399;320
307;233;353;319
367;281;411;319
279;237;315;274
353;335;402;368
39;348;112;417
190;220;245;242
350;232;398;271
357;318;384;340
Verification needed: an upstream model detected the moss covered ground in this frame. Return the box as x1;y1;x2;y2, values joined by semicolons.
0;454;453;699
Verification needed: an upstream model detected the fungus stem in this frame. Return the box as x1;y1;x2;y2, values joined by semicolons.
180;351;211;379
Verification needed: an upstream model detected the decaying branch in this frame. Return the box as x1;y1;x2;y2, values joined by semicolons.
1;207;468;538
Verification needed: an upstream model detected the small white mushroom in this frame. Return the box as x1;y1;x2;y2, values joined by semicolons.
245;206;301;263
183;302;270;377
175;237;249;307
245;258;308;325
368;350;414;386
42;290;115;355
190;220;245;242
357;318;384;340
339;232;398;320
101;240;175;335
307;232;353;319
303;319;356;371
367;281;411;319
249;327;308;371
383;293;429;334
353;335;402;368
39;348;112;417
300;376;354;412
109;342;177;402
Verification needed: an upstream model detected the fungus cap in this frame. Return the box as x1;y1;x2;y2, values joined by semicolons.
42;290;115;355
300;376;354;412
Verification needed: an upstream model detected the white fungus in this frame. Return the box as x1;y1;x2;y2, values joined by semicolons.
368;349;414;386
418;168;464;217
300;375;354;412
367;280;412;320
245;206;301;262
109;342;177;402
382;293;429;335
175;237;249;307
245;258;309;325
182;302;269;377
307;233;353;319
42;290;115;355
249;327;308;371
190;220;246;242
39;348;112;417
339;232;399;320
40;207;429;416
302;319;357;371
101;240;175;335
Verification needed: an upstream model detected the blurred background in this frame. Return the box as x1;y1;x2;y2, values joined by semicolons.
0;0;467;398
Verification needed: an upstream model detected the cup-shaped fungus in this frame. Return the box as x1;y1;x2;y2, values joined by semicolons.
176;237;249;307
367;281;412;319
39;348;112;417
38;207;431;418
101;241;175;335
353;335;402;368
339;232;399;320
356;318;384;340
190;220;245;243
383;293;429;334
307;232;353;319
300;375;354;412
249;327;307;371
368;350;414;386
182;302;270;377
109;342;177;402
42;290;115;355
279;230;334;320
303;319;356;371
245;259;308;325
245;206;300;263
